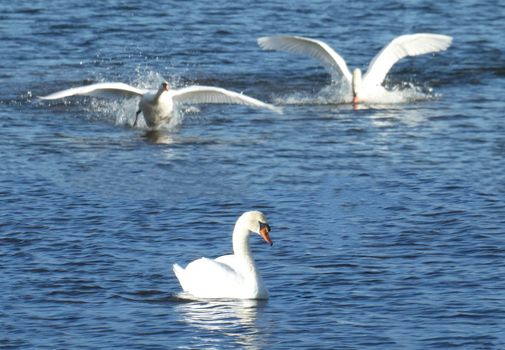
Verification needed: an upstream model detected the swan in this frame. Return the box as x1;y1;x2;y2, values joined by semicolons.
173;211;273;300
39;81;281;129
258;33;452;104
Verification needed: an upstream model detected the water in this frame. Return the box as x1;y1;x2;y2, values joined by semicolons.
1;0;505;349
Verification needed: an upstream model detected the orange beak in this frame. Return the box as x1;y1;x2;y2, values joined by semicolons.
259;226;273;246
352;96;359;104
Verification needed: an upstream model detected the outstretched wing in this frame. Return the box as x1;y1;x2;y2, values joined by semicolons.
258;35;352;83
363;33;453;87
171;85;282;113
38;82;146;100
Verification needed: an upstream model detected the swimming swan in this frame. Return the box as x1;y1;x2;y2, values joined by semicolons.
173;211;273;299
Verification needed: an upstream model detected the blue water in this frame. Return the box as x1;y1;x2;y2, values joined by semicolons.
1;0;505;349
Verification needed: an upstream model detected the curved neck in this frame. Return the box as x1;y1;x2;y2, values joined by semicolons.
231;217;266;297
232;225;252;258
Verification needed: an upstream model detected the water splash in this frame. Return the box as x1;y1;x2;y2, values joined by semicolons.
37;67;205;132
366;82;437;105
82;69;185;130
274;81;437;106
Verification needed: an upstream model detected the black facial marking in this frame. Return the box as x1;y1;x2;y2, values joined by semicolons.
259;222;271;232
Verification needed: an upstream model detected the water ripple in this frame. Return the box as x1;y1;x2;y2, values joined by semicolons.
2;0;505;349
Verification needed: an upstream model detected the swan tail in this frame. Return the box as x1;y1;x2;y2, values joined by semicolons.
172;264;189;291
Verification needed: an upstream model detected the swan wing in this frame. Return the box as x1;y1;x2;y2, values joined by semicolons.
38;82;146;100
363;33;453;87
215;254;240;271
173;257;244;298
171;85;282;113
257;35;352;83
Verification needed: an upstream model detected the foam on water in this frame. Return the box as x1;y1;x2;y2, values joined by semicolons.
274;81;437;106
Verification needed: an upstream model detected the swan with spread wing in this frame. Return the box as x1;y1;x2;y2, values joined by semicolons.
40;81;281;129
258;33;452;104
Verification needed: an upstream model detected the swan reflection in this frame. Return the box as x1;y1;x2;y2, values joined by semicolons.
142;130;176;144
175;296;268;349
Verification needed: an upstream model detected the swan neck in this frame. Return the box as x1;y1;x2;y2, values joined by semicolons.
231;215;267;298
232;225;253;259
155;88;165;101
352;68;362;97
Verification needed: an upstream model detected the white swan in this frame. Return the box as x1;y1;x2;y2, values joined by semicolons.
258;33;452;104
173;211;273;300
39;81;281;129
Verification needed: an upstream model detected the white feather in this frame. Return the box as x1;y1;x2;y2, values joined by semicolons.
171;85;282;113
38;82;146;100
258;35;352;83
363;33;453;87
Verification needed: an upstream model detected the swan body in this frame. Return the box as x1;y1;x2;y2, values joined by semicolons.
40;81;281;129
173;211;273;300
258;33;452;104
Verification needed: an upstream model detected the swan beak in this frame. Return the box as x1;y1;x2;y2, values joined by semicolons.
259;223;273;246
352;96;359;104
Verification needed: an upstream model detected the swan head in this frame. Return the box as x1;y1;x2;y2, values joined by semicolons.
238;211;273;246
153;81;171;101
259;222;272;246
351;68;362;104
160;81;171;92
